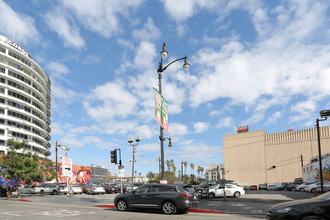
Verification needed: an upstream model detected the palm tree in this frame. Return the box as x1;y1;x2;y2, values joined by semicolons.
190;163;195;175
166;160;171;171
201;167;204;178
139;172;141;177
197;166;201;178
170;159;176;175
184;161;188;176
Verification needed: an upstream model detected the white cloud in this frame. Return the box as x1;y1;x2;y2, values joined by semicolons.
132;17;161;41
266;111;282;125
0;0;40;44
216;117;233;129
84;81;138;121
44;7;85;49
60;0;144;38
161;0;219;22
168;123;189;136
290;100;316;122
48;62;69;79
193;122;210;134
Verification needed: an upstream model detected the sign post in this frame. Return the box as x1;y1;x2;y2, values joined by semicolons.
118;165;124;193
62;157;72;196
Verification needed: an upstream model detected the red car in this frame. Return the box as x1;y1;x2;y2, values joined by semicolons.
249;185;258;190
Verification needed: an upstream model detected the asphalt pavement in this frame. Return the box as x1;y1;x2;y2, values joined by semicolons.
0;189;316;218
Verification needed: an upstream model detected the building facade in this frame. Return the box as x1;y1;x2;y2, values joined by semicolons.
0;34;51;157
205;163;225;181
223;126;330;186
89;164;109;184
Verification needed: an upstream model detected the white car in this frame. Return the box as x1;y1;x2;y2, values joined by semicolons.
315;182;330;193
295;183;306;191
87;184;105;195
72;185;83;194
304;182;320;193
202;184;245;198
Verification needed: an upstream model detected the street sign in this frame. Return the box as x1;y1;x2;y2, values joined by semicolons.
62;157;72;177
118;165;124;177
160;180;167;184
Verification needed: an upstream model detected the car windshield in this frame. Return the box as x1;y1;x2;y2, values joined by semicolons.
209;184;220;189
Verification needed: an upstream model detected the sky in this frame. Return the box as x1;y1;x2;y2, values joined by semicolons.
0;0;329;177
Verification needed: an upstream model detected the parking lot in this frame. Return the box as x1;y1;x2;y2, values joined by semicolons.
1;189;316;216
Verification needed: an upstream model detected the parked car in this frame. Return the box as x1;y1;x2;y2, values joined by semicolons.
19;186;35;194
87;184;105;195
304;182;320;193
124;184;139;192
295;183;307;191
249;185;258;190
267;191;330;220
114;184;198;214
42;183;61;195
267;185;279;191
194;180;237;196
316;182;330;193
81;184;89;193
202;184;245;199
105;184;119;194
259;184;267;190
283;182;301;191
273;182;290;191
72;185;83;194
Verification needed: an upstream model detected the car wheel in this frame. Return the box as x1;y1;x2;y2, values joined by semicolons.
311;188;316;193
162;201;177;214
40;190;45;194
300;188;304;192
291;188;295;191
53;190;58;195
208;193;215;199
116;199;128;211
300;215;326;220
196;189;202;196
234;192;241;198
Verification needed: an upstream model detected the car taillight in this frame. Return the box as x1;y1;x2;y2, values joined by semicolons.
33;188;37;191
179;194;192;198
93;188;96;190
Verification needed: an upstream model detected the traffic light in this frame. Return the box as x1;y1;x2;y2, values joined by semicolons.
111;150;117;164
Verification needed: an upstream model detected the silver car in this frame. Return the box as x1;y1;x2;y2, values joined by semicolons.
19;185;45;194
87;184;105;195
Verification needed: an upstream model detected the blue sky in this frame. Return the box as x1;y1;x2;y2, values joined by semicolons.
1;0;329;177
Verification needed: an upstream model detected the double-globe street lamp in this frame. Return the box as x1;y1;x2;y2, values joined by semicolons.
316;110;330;194
54;141;70;183
157;42;189;180
128;137;141;186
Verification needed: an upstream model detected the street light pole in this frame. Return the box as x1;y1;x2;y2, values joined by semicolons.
128;137;141;187
157;42;189;180
316;109;330;194
55;141;58;183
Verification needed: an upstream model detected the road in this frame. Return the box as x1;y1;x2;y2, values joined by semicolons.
0;190;315;219
0;199;261;220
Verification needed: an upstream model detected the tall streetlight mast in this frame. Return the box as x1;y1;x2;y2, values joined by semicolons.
128;137;141;186
157;42;189;180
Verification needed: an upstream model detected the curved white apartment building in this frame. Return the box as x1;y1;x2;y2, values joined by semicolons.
0;34;51;157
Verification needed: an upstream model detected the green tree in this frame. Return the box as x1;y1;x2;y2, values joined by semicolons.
184;161;188;175
190;163;195;175
197;166;201;178
146;171;155;179
0;139;57;198
166;160;171;172
103;171;112;183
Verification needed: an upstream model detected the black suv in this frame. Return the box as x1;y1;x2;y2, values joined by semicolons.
114;184;198;214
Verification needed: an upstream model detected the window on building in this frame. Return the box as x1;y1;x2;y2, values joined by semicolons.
0;129;4;135
0;140;4;146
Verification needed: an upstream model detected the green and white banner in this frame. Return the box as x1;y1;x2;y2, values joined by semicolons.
154;89;168;132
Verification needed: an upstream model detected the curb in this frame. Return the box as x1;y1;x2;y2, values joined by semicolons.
94;205;226;214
